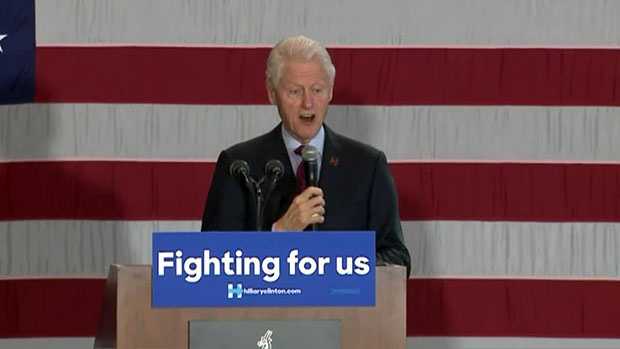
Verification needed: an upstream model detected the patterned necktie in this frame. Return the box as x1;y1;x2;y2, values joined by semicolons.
294;145;305;192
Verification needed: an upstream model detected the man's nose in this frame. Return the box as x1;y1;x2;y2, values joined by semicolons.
302;90;313;108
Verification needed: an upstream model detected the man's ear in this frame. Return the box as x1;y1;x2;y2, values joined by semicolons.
266;81;276;105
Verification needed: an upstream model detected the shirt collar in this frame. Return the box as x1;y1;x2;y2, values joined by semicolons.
281;124;325;156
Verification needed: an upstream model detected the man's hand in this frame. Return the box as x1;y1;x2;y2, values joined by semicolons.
273;187;325;231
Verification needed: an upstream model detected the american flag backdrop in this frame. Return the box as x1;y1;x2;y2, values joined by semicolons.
1;1;620;348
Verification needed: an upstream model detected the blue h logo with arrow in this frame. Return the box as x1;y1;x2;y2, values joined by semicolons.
227;283;243;299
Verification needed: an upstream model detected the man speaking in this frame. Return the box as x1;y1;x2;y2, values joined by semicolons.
201;35;411;276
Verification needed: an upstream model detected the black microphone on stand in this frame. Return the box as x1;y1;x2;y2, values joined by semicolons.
229;160;262;230
229;160;252;185
263;159;285;212
301;145;320;231
265;159;285;181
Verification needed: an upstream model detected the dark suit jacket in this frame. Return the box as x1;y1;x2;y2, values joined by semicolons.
201;124;411;276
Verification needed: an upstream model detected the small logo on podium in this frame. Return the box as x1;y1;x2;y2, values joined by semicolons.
227;283;243;299
257;329;273;349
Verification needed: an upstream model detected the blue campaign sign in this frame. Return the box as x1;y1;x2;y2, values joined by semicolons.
152;231;375;307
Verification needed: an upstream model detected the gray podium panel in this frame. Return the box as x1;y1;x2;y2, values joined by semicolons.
189;319;341;349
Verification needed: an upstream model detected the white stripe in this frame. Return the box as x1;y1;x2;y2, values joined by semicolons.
2;337;620;349
0;220;199;275
0;338;94;349
3;105;620;161
405;221;620;278
1;220;618;277
408;337;620;349
36;0;620;45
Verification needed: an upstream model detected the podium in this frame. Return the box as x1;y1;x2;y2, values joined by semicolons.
94;264;406;349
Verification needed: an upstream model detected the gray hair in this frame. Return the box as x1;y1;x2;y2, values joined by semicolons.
266;35;336;89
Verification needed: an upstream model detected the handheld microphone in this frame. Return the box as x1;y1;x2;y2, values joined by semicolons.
301;145;320;231
301;145;320;187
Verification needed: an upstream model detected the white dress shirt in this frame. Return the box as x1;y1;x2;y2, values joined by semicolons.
281;125;325;178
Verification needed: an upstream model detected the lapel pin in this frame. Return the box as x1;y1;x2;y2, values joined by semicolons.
329;156;339;167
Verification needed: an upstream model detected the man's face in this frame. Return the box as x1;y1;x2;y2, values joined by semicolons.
267;59;333;144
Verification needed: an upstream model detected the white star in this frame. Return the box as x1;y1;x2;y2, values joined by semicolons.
0;34;7;53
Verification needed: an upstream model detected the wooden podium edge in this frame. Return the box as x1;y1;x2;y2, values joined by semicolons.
94;264;405;349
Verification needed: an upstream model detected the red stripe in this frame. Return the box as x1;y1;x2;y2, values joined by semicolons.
35;47;620;105
1;278;618;338
2;161;620;221
407;278;620;338
392;162;620;221
0;161;214;220
0;278;105;338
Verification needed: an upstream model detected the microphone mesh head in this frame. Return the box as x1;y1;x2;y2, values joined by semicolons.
265;159;284;176
229;159;250;177
301;145;320;162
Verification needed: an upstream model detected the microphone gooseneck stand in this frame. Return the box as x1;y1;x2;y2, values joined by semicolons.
230;159;284;231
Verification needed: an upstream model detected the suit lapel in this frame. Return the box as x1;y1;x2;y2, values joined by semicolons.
319;125;343;205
